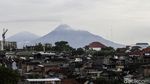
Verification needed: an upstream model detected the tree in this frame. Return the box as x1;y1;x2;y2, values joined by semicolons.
45;43;52;51
101;47;115;51
34;43;43;51
54;41;73;52
93;47;115;56
130;46;141;52
84;45;89;50
76;48;85;55
0;66;20;84
72;48;85;55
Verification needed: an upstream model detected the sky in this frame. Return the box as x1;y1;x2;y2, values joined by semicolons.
0;0;150;45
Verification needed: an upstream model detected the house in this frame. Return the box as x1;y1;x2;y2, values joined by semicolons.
0;41;17;51
5;52;16;58
84;67;102;79
142;47;150;56
141;64;150;77
115;48;128;56
26;78;61;84
135;43;149;49
21;61;40;76
129;50;142;57
88;42;106;51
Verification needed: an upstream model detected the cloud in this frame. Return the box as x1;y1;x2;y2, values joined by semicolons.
0;18;61;23
0;0;150;44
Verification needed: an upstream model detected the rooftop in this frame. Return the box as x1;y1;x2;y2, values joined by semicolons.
26;78;61;82
88;42;106;48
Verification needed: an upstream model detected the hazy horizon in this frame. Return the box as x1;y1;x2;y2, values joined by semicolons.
0;0;150;45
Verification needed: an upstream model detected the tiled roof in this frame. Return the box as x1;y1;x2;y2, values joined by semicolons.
142;47;150;52
88;42;106;48
129;51;142;56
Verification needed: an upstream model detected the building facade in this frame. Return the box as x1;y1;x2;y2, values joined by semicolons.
0;41;17;51
88;42;106;51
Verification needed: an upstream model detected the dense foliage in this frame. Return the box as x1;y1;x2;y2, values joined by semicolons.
93;47;115;56
53;41;73;52
0;66;20;84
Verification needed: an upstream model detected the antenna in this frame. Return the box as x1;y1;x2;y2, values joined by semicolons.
1;28;8;51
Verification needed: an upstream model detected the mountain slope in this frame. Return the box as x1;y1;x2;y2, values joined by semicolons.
7;31;39;48
33;24;124;48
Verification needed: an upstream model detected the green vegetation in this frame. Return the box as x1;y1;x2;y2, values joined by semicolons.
93;47;115;56
72;48;85;55
34;43;43;51
23;41;116;57
95;77;123;84
0;66;20;84
53;41;73;52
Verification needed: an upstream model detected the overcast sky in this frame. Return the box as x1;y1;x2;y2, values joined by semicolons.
0;0;150;45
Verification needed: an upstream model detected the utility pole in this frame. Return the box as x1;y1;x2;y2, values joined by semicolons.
1;28;8;51
43;44;46;52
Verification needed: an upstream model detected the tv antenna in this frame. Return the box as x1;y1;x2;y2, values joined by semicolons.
1;28;8;51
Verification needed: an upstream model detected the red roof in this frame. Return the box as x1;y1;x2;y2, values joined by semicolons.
129;50;142;56
142;47;150;52
129;48;150;57
88;42;106;48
